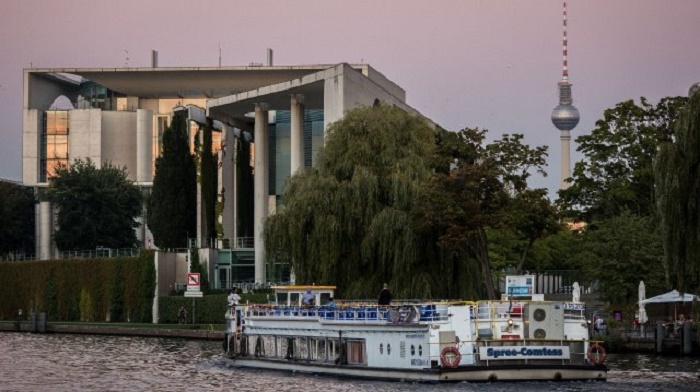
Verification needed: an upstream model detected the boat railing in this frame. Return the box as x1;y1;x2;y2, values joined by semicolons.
245;304;451;323
475;301;587;322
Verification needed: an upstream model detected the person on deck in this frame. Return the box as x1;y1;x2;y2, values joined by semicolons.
378;283;392;305
302;286;316;306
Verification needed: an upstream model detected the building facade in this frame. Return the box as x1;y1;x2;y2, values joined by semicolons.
22;63;428;286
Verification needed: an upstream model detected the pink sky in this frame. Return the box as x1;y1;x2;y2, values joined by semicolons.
1;0;698;196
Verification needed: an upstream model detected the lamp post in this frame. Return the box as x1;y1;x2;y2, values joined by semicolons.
214;264;219;290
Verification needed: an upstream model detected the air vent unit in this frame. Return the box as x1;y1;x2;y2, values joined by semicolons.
527;303;564;339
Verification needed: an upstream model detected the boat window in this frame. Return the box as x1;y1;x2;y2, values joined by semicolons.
410;344;415;356
276;292;288;306
309;338;327;361
320;293;331;305
419;345;423;356
387;343;391;355
290;293;300;306
346;340;367;365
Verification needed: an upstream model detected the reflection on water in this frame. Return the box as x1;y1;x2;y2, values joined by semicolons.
0;333;698;391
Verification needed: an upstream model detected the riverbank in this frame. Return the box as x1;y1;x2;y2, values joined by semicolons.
0;320;226;340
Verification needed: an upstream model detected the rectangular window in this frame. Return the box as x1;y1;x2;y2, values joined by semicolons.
41;111;69;182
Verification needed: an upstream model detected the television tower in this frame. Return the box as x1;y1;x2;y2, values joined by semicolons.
551;1;580;190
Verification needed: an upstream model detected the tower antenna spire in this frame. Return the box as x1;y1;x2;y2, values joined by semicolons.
562;1;569;82
551;0;580;190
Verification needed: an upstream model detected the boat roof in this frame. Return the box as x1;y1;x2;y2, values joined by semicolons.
270;285;336;291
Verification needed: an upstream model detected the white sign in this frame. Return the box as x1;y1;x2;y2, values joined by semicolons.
184;291;203;298
187;273;201;291
564;302;585;311
480;346;570;360
505;275;534;297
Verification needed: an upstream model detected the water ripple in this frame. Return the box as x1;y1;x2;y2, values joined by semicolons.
1;333;698;391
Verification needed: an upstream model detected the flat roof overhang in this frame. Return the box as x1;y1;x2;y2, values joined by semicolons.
26;64;365;99
206;68;328;124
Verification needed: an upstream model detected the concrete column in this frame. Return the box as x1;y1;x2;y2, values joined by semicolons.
290;95;305;173
254;104;269;283
220;125;237;242
136;109;153;183
560;130;571;190
38;201;53;260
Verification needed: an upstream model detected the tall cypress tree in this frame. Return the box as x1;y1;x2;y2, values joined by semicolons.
148;112;197;249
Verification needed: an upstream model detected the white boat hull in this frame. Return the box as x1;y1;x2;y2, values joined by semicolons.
223;356;607;382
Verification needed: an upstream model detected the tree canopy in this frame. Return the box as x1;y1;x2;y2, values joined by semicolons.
265;105;554;300
655;85;700;293
265;105;436;298
148;112;197;249
46;158;142;250
414;129;556;299
559;96;687;221
0;181;35;257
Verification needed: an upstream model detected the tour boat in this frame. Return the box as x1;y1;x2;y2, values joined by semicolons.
222;283;607;382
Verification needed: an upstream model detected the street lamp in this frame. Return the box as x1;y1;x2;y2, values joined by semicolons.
214;264;219;290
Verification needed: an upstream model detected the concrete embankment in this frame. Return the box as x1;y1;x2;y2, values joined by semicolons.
0;321;226;341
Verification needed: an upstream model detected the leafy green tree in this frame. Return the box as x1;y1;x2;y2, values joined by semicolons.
574;211;665;304
655;85;700;293
265;105;437;298
559;96;687;221
415;129;553;299
46;158;142;250
148;112;197;249
0;181;35;256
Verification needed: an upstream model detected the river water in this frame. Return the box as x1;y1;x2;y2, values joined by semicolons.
1;332;698;391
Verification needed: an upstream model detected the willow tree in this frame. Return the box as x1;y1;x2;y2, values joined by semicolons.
264;105;437;299
655;84;700;293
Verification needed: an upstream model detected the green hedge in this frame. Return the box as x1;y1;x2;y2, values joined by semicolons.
158;292;270;324
0;251;155;322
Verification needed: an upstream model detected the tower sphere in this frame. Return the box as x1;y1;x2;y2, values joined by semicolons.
551;104;580;131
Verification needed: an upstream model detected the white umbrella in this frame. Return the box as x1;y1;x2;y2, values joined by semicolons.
640;290;699;304
638;281;648;324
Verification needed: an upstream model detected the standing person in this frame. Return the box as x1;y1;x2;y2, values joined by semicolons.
302;286;316;306
378;283;392;305
178;306;188;324
327;297;336;307
227;288;241;308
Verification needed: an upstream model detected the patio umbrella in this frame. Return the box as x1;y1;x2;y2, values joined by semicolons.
640;289;699;321
640;290;699;304
638;281;648;325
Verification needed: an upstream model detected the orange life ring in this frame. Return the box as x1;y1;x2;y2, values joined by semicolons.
587;343;607;365
440;346;461;368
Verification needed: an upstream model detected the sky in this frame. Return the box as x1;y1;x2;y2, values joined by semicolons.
1;0;699;198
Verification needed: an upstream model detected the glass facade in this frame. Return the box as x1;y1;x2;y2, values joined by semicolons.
270;109;324;198
79;81;117;110
40;111;69;182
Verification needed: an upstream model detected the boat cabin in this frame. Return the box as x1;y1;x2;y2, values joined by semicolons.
271;285;336;306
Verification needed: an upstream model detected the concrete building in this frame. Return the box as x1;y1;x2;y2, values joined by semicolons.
22;61;429;287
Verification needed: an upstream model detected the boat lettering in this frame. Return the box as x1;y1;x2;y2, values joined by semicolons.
405;333;425;339
480;346;570;360
411;359;429;367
